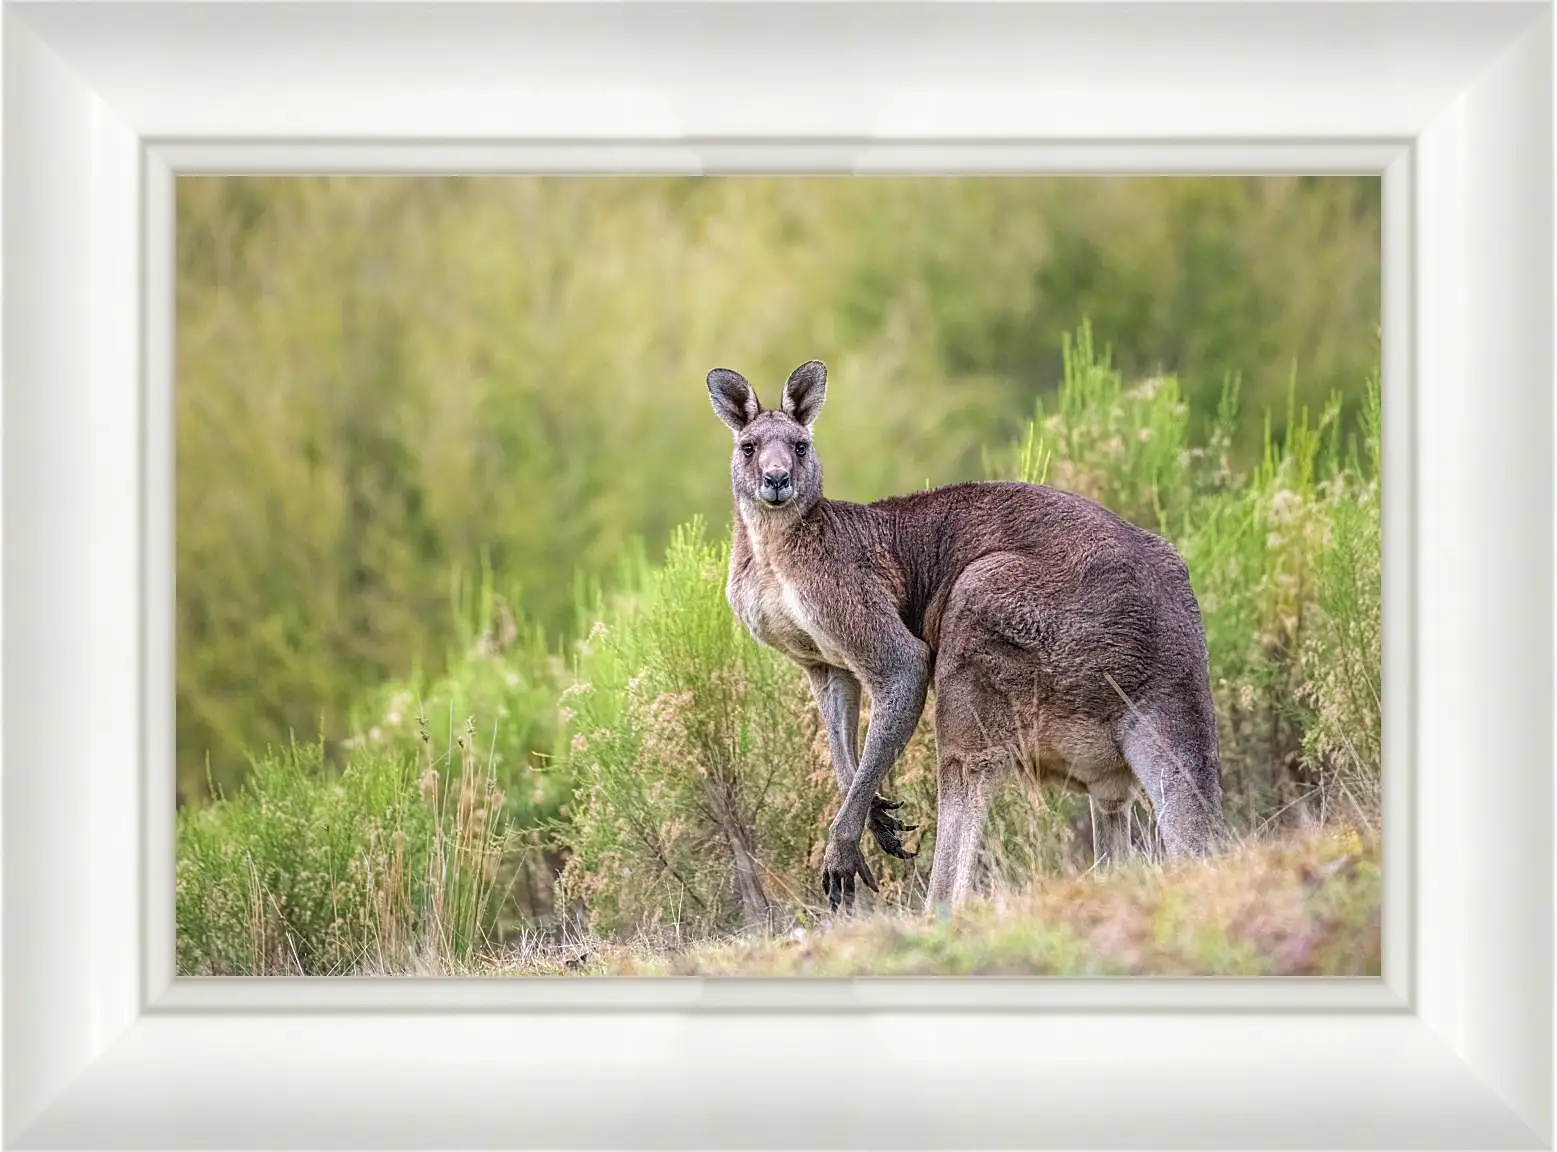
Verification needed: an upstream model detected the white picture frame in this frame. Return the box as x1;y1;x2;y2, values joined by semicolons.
3;1;1550;1147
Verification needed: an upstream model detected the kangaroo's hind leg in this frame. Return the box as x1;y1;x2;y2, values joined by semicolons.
1117;697;1226;858
924;756;966;908
925;552;1039;909
1087;767;1142;868
1089;797;1133;869
926;672;1014;909
926;749;1004;909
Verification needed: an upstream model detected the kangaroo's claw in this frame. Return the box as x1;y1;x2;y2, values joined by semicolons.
872;829;917;860
869;795;918;859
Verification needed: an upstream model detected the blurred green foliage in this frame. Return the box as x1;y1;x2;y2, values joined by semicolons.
177;175;1379;799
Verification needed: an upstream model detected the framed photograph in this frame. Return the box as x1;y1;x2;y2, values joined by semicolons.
4;1;1550;1147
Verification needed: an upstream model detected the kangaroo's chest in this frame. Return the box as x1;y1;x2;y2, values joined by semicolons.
732;576;824;664
729;531;848;668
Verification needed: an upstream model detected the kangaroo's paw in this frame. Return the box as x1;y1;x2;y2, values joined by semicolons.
821;835;878;914
868;795;918;859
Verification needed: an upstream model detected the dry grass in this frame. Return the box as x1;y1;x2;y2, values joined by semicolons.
491;825;1379;978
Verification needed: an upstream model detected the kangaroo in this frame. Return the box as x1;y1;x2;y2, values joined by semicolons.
707;360;1227;912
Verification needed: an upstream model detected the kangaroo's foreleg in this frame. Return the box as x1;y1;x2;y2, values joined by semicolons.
804;665;861;793
807;664;919;864
820;634;930;912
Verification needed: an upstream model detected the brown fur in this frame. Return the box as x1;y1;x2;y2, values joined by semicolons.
708;361;1227;911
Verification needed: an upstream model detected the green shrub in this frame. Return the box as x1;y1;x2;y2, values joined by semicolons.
350;566;567;814
176;722;511;975
343;567;571;924
553;521;831;937
1295;379;1382;817
992;321;1198;532
1175;379;1381;830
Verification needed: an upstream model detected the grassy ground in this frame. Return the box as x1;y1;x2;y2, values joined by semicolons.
490;826;1379;977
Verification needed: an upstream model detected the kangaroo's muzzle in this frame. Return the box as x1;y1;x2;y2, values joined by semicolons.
760;469;794;506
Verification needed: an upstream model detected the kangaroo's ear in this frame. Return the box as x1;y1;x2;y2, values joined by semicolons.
781;360;827;428
707;368;761;433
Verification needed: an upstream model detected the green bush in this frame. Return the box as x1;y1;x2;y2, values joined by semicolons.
553;521;832;938
176;723;512;975
992;322;1199;531
349;566;568;811
1295;381;1382;817
1174;381;1382;830
341;567;572;924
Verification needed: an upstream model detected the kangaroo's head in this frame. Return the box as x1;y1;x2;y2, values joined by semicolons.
706;360;827;515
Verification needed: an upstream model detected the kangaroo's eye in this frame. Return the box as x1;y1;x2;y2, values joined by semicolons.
795;441;810;457
740;443;756;459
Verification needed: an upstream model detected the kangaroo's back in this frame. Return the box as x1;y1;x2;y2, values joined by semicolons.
868;481;1198;669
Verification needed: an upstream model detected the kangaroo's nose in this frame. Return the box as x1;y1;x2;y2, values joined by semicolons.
762;469;791;490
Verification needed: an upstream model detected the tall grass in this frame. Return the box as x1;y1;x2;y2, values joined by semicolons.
342;563;571;923
176;717;512;975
